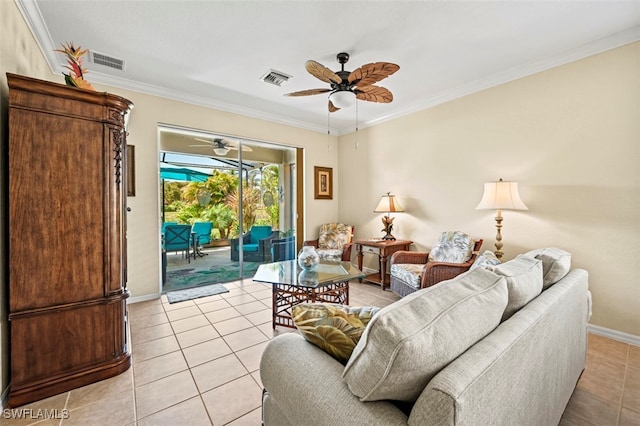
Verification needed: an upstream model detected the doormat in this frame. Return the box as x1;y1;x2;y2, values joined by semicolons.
165;283;229;304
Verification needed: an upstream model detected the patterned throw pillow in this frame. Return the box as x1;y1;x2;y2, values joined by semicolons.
318;223;352;250
428;231;474;263
292;303;379;363
470;250;502;271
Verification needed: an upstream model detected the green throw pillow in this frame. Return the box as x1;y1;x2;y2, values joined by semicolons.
292;303;380;363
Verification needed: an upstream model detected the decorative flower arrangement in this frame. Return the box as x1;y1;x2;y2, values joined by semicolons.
54;42;94;90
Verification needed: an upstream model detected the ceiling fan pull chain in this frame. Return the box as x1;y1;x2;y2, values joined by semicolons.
354;100;359;150
327;109;331;151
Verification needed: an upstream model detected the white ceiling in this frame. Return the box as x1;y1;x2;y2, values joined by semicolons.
18;0;640;135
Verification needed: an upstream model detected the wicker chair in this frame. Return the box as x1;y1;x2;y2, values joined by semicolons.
303;223;355;262
389;236;483;297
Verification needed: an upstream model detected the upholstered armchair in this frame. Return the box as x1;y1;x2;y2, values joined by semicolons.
390;231;483;297
231;225;280;262
303;223;355;262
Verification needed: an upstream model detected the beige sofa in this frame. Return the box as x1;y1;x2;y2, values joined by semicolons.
260;249;590;425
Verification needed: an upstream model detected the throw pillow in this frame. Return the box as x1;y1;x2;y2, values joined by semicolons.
342;268;508;402
521;247;571;290
470;250;501;271
318;223;352;250
491;256;543;321
428;231;474;263
291;303;380;364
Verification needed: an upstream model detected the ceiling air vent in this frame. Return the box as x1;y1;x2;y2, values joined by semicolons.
89;50;125;71
260;69;292;87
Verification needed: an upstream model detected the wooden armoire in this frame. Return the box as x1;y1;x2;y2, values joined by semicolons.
7;73;132;407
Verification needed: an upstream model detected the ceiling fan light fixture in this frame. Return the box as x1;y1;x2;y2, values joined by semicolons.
213;147;230;155
329;90;356;109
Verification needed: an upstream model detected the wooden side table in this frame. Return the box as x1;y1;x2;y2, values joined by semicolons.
354;239;413;290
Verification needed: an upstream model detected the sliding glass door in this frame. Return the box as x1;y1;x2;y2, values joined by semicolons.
159;125;297;292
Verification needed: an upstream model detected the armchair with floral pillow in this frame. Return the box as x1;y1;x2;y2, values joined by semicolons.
303;223;355;262
390;231;483;297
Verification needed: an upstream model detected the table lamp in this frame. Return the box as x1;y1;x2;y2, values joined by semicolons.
374;192;404;240
476;179;528;259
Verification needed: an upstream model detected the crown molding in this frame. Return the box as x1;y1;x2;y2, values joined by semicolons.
18;0;640;138
344;25;640;135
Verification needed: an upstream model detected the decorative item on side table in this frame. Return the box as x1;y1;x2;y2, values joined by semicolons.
476;178;528;259
374;192;404;240
54;42;94;90
298;245;320;270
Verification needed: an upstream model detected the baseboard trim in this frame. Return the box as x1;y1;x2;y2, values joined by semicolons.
127;293;161;304
588;324;640;346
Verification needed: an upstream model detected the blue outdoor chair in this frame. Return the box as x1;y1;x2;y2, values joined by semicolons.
192;222;213;257
231;225;279;262
270;236;296;262
163;224;193;263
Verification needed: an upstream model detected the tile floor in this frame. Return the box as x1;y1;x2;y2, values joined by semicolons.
4;279;639;425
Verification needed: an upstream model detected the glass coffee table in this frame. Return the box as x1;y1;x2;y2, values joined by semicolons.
253;260;365;329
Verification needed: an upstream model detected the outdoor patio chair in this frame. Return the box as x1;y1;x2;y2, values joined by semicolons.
270;235;296;262
192;221;213;257
163;224;193;263
231;225;280;262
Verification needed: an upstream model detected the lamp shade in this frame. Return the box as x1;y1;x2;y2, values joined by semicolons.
329;90;356;109
374;193;404;213
213;147;230;155
476;179;528;211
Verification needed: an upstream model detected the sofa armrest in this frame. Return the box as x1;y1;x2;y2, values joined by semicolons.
260;333;408;426
391;251;429;265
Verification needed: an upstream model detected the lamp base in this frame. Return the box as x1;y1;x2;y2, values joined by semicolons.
380;215;396;241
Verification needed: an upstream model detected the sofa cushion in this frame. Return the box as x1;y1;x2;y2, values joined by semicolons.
342;268;508;402
491;256;543;320
428;231;474;263
291;303;380;363
316;248;344;262
521;248;571;290
470;250;501;271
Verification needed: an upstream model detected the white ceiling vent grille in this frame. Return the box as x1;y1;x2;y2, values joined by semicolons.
260;69;292;87
89;50;125;71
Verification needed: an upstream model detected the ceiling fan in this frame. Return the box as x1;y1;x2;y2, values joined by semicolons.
191;137;253;156
285;52;399;112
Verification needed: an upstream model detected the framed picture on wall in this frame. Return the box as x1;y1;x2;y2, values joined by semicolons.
314;166;333;200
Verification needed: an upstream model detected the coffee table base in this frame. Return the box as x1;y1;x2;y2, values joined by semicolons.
272;281;349;329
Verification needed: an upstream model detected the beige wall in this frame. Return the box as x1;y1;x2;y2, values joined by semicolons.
339;42;640;336
1;0;639;404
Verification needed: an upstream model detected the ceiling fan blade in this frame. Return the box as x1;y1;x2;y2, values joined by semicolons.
189;144;213;147
328;100;340;113
194;137;215;144
305;60;342;85
225;145;254;152
284;88;332;97
355;85;394;103
348;62;400;87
